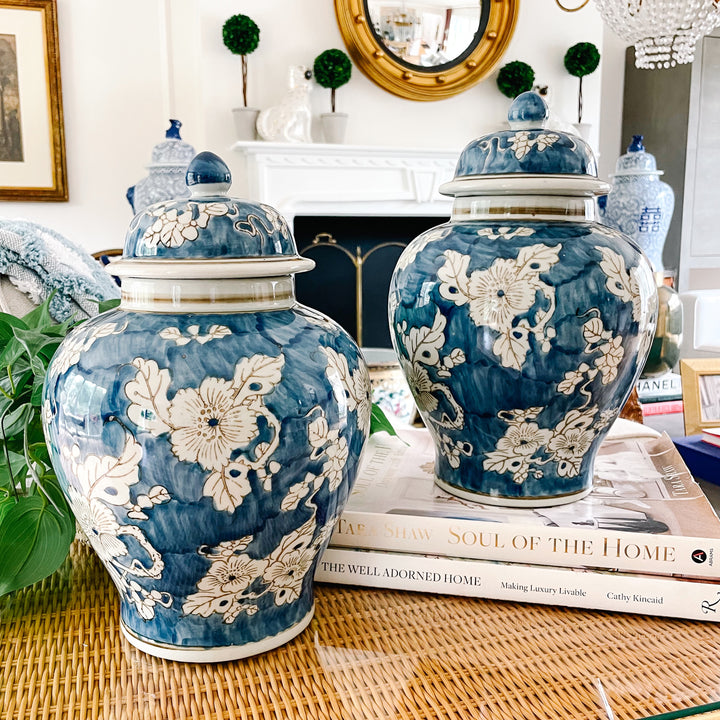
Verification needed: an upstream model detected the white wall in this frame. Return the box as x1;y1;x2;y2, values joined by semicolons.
1;0;615;255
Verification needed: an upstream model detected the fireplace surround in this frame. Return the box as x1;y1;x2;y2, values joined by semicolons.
231;141;458;346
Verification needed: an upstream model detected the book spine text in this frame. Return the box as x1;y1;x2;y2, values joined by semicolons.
316;548;720;623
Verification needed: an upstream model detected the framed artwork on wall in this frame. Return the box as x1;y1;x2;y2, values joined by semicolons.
0;0;67;201
680;358;720;436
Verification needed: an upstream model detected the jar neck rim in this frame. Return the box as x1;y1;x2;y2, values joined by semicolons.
451;195;597;223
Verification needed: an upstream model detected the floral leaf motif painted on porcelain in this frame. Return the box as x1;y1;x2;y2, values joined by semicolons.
182;552;270;623
50;320;126;377
126;359;172;434
394;310;467;462
437;251;472;307
438;242;560;370
203;459;253;514
234;204;290;242
124;353;285;512
69;434;143;506
557;312;625;398
262;516;317;606
283;407;352;511
477;227;535;242
492;321;531;372
232;354;285;402
159;324;231;346
402;309;447;367
483;405;598;485
62;434;172;619
143;202;229;248
507;131;559;160
183;510;338;623
395;227;450;273
597;246;643;322
324;348;371;434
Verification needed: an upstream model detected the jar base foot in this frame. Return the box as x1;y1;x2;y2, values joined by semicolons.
434;476;593;508
119;604;315;662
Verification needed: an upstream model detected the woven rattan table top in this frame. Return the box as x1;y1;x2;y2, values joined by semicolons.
2;541;720;720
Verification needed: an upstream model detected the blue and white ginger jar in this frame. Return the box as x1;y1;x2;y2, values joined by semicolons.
598;135;674;274
389;92;658;507
43;152;371;661
127;119;196;214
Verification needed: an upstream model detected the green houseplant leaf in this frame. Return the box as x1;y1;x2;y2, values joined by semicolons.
0;294;118;597
0;486;75;596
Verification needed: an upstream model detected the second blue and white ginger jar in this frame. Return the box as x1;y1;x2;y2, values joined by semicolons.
389;92;658;507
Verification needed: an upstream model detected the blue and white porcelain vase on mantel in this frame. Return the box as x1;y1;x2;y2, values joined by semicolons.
389;92;658;508
43;152;371;662
598;135;675;275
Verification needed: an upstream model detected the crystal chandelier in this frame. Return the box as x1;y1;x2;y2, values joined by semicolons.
593;0;720;69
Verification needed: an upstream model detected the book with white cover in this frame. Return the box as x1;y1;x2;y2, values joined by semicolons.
329;424;720;578
315;546;720;623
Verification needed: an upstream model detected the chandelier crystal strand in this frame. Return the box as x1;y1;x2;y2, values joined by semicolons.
594;0;720;69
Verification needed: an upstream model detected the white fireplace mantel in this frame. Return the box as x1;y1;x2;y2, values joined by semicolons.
230;141;458;223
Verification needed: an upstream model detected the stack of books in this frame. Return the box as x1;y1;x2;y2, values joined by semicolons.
316;425;720;622
637;371;683;417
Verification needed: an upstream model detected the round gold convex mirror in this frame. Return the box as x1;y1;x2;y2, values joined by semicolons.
334;0;519;101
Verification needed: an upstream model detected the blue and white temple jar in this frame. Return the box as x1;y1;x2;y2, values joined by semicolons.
389;93;657;507
127;119;196;214
598;135;674;274
43;152;370;661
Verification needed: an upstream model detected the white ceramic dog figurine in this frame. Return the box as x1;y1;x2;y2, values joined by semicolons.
256;65;313;143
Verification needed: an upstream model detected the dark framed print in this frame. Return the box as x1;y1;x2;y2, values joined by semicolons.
0;0;67;201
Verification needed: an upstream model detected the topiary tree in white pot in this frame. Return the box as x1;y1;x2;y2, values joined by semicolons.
223;13;261;141
313;48;352;144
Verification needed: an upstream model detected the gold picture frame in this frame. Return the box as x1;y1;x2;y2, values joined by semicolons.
0;0;67;201
680;358;720;436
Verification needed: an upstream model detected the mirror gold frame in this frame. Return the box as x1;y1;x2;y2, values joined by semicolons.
334;0;519;101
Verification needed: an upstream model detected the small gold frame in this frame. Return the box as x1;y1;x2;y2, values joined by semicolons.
680;358;720;436
334;0;519;101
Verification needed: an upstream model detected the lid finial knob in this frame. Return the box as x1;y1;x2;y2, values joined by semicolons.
508;91;549;130
186;152;232;196
628;135;645;153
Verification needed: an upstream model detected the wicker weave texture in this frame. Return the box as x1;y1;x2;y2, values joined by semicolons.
2;542;720;720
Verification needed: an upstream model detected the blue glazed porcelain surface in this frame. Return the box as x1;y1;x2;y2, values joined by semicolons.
389;94;657;507
44;154;370;661
598;136;674;274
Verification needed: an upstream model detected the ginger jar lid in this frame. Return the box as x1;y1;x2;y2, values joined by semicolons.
111;151;315;279
440;91;609;198
612;135;663;177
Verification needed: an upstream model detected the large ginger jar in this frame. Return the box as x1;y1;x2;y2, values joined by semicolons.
389;93;657;507
43;152;371;661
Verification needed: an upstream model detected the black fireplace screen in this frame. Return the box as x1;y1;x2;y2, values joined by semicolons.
294;216;447;348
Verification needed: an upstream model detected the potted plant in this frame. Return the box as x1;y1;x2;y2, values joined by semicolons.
0;296;118;596
564;41;600;138
313;48;352;144
222;13;261;141
496;60;535;99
